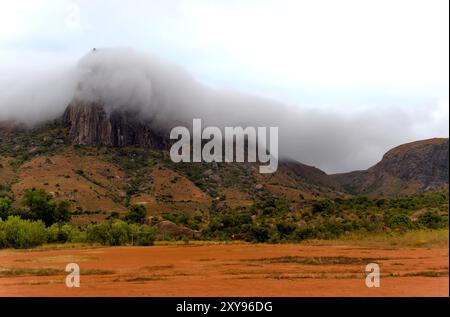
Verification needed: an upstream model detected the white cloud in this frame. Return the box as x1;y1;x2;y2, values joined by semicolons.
0;1;448;172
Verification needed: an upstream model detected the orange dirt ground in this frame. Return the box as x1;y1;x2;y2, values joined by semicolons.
0;244;448;297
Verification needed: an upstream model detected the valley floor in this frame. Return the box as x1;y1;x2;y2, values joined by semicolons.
0;242;448;297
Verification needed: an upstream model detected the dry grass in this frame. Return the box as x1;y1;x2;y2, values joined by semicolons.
305;229;449;248
114;275;166;282
141;265;174;271
244;256;388;265
0;266;114;277
15;255;96;263
0;267;62;277
154;240;247;246
402;271;448;278
82;269;115;275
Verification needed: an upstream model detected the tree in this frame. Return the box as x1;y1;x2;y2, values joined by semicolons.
418;211;443;229
388;213;413;231
22;188;71;226
0;216;47;248
247;225;271;243
125;204;147;224
0;197;12;220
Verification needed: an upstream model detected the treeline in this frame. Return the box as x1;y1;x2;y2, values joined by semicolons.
1;186;448;248
202;192;449;243
0;188;155;249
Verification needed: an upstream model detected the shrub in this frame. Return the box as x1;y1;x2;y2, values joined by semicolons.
125;204;147;224
86;220;155;246
110;221;132;245
312;199;334;214
293;227;316;241
246;225;271;243
388;213;414;230
276;221;297;237
22;188;71;226
106;211;120;220
0;197;12;220
130;224;156;246
86;221;113;245
46;223;86;243
418;211;444;229
0;216;47;248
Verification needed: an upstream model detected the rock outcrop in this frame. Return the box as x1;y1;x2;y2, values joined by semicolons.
331;138;449;196
63;100;166;148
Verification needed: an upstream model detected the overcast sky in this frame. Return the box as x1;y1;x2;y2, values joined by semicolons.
0;0;448;173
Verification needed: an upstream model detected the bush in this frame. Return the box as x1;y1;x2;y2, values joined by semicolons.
130;224;156;246
106;211;120;220
86;221;113;245
22;188;71;226
276;221;297;237
246;225;271;243
0;197;12;220
312;199;334;214
293;227;316;241
418;211;444;229
125;204;147;224
0;216;47;248
46;223;86;243
388;213;414;230
86;220;155;246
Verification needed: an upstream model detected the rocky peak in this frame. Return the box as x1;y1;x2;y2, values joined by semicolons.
374;138;449;186
63;100;166;148
331;138;449;196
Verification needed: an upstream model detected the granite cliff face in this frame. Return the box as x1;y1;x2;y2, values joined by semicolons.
63;100;166;149
331;138;449;196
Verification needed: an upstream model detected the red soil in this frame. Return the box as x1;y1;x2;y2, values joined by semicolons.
0;244;448;297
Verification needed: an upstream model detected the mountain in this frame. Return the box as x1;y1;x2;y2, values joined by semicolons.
0;99;448;227
0;113;346;227
63;99;166;148
331;138;449;196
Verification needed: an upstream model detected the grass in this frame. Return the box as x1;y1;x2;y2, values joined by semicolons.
402;271;448;277
29;242;103;251
141;265;174;271
304;229;449;248
154;240;247;246
244;256;388;265
265;273;359;280
264;271;449;280
0;267;62;277
114;275;166;282
15;255;96;263
0;266;114;277
82;269;115;275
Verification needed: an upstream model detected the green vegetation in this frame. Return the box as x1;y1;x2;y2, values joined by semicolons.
162;212;202;230
86;220;156;246
124;204;147;224
0;197;12;220
46;223;86;243
0;187;156;248
204;191;449;243
0;216;47;248
0;123;67;164
22;188;71;226
0;179;447;248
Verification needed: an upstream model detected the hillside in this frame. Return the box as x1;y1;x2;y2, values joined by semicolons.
0;120;348;227
1;113;449;246
332;138;449;196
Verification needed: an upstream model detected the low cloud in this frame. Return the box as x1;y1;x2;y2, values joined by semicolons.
0;47;448;173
